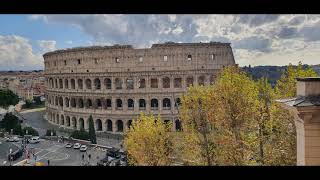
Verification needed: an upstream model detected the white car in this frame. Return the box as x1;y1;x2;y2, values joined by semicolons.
65;143;72;148
8;136;19;142
73;143;81;149
80;145;87;152
29;136;40;144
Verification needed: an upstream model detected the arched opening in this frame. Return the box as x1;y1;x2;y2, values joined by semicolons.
65;97;70;107
85;79;92;89
116;120;124;132
71;79;75;89
115;78;122;89
79;118;84;130
127;120;133;129
52;113;55;123
139;99;146;110
96;119;102;131
175;98;181;109
55;96;58;106
78;98;84;108
59;79;63;89
55;79;58;88
162;77;170;88
86;99;93;109
175;119;182;131
174;77;182;88
126;78;134;89
106;99;112;109
151;98;158;110
151;78;158;88
163;98;171;110
106;119;113;132
59;97;63;107
186;77;194;87
138;78;146;88
187;54;192;61
72;117;77;129
104;78;112;89
96;99;102;109
128;99;134;110
94;78;101;90
56;114;60;125
64;79;69;89
71;98;76;108
198;76;205;86
61;115;65;125
78;79;83;89
116;99;122;110
66;116;70;126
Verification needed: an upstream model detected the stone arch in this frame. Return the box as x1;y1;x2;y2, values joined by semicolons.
79;118;84;130
66;116;70;126
198;75;206;86
174;77;182;88
71;98;76;108
128;99;134;109
71;79;76;89
52;113;55;123
162;77;170;88
106;119;113;132
186;76;194;87
151;98;158;110
96;98;102;109
116;99;123;109
139;99;146;110
55;96;58;106
59;79;63;89
151;78;158;88
116;120;124;132
56;114;60;125
106;99;112;109
72;117;77;129
55;79;58;88
78;79;83;89
104;78;112;89
126;78;134;89
115;78;122;89
127;120;133;129
85;79;92;89
175;119;182;131
86;99;93;108
138;78;146;88
175;98;181;108
78;98;84;108
59;96;63;107
64;79;69;89
65;97;70;107
94;78;101;90
96;119;102;131
163;98;171;109
61;115;65;125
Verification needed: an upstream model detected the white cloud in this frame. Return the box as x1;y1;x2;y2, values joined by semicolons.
0;35;43;71
38;40;56;53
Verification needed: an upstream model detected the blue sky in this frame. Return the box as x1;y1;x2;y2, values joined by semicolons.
1;15;320;71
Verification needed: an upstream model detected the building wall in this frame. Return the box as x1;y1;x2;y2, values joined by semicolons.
43;42;236;134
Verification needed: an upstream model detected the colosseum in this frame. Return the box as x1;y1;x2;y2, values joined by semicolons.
43;42;236;134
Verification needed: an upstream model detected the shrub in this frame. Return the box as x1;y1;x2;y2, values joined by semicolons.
71;128;90;141
46;129;57;136
23;127;39;136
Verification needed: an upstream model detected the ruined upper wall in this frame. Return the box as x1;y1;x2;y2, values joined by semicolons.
44;42;236;74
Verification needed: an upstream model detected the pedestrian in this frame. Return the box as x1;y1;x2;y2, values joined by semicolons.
47;159;50;166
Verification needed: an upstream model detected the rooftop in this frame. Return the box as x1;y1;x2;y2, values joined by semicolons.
296;77;320;82
276;96;320;107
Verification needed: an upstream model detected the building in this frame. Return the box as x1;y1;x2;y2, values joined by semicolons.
278;77;320;165
43;42;236;134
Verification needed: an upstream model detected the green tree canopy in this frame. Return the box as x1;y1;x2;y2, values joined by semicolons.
0;113;19;132
0;89;19;108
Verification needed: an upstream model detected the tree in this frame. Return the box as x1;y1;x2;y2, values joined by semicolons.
0;113;20;132
0;89;19;108
71;129;90;140
88;115;96;144
275;62;317;98
124;113;174;166
13;124;24;136
179;85;218;165
23;127;39;136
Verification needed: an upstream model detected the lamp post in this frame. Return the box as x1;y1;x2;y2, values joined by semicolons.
9;148;12;166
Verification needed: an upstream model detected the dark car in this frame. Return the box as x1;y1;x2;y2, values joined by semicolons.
106;148;121;159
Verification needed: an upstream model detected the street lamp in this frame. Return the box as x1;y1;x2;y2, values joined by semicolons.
9;148;12;166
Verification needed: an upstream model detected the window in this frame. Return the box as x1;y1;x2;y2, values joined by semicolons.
96;99;102;108
163;98;171;110
151;78;158;88
77;59;81;64
162;77;170;88
126;78;134;89
115;78;122;89
138;78;146;88
174;78;182;88
64;79;69;89
115;57;120;63
128;99;134;110
151;99;158;110
105;78;112;89
211;54;215;60
139;56;143;62
85;79;92;89
78;79;83;89
71;79;76;89
186;77;194;87
94;78;101;90
116;99;123;110
198;76;205;86
175;98;181;109
106;99;112;109
139;99;146;110
164;55;168;61
187;54;192;61
64;60;67;65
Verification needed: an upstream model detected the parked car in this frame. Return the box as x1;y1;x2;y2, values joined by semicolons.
80;145;87;152
97;156;115;166
28;136;40;144
8;136;19;142
106;148;121;159
65;143;72;148
73;143;81;149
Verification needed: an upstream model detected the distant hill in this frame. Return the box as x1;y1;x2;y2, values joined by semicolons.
242;64;320;87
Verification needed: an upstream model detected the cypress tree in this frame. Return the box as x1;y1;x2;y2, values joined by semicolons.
88;115;97;144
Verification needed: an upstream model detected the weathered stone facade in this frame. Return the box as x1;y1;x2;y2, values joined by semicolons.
43;42;236;134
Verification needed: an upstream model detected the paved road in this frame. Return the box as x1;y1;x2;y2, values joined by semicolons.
0;139;24;166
